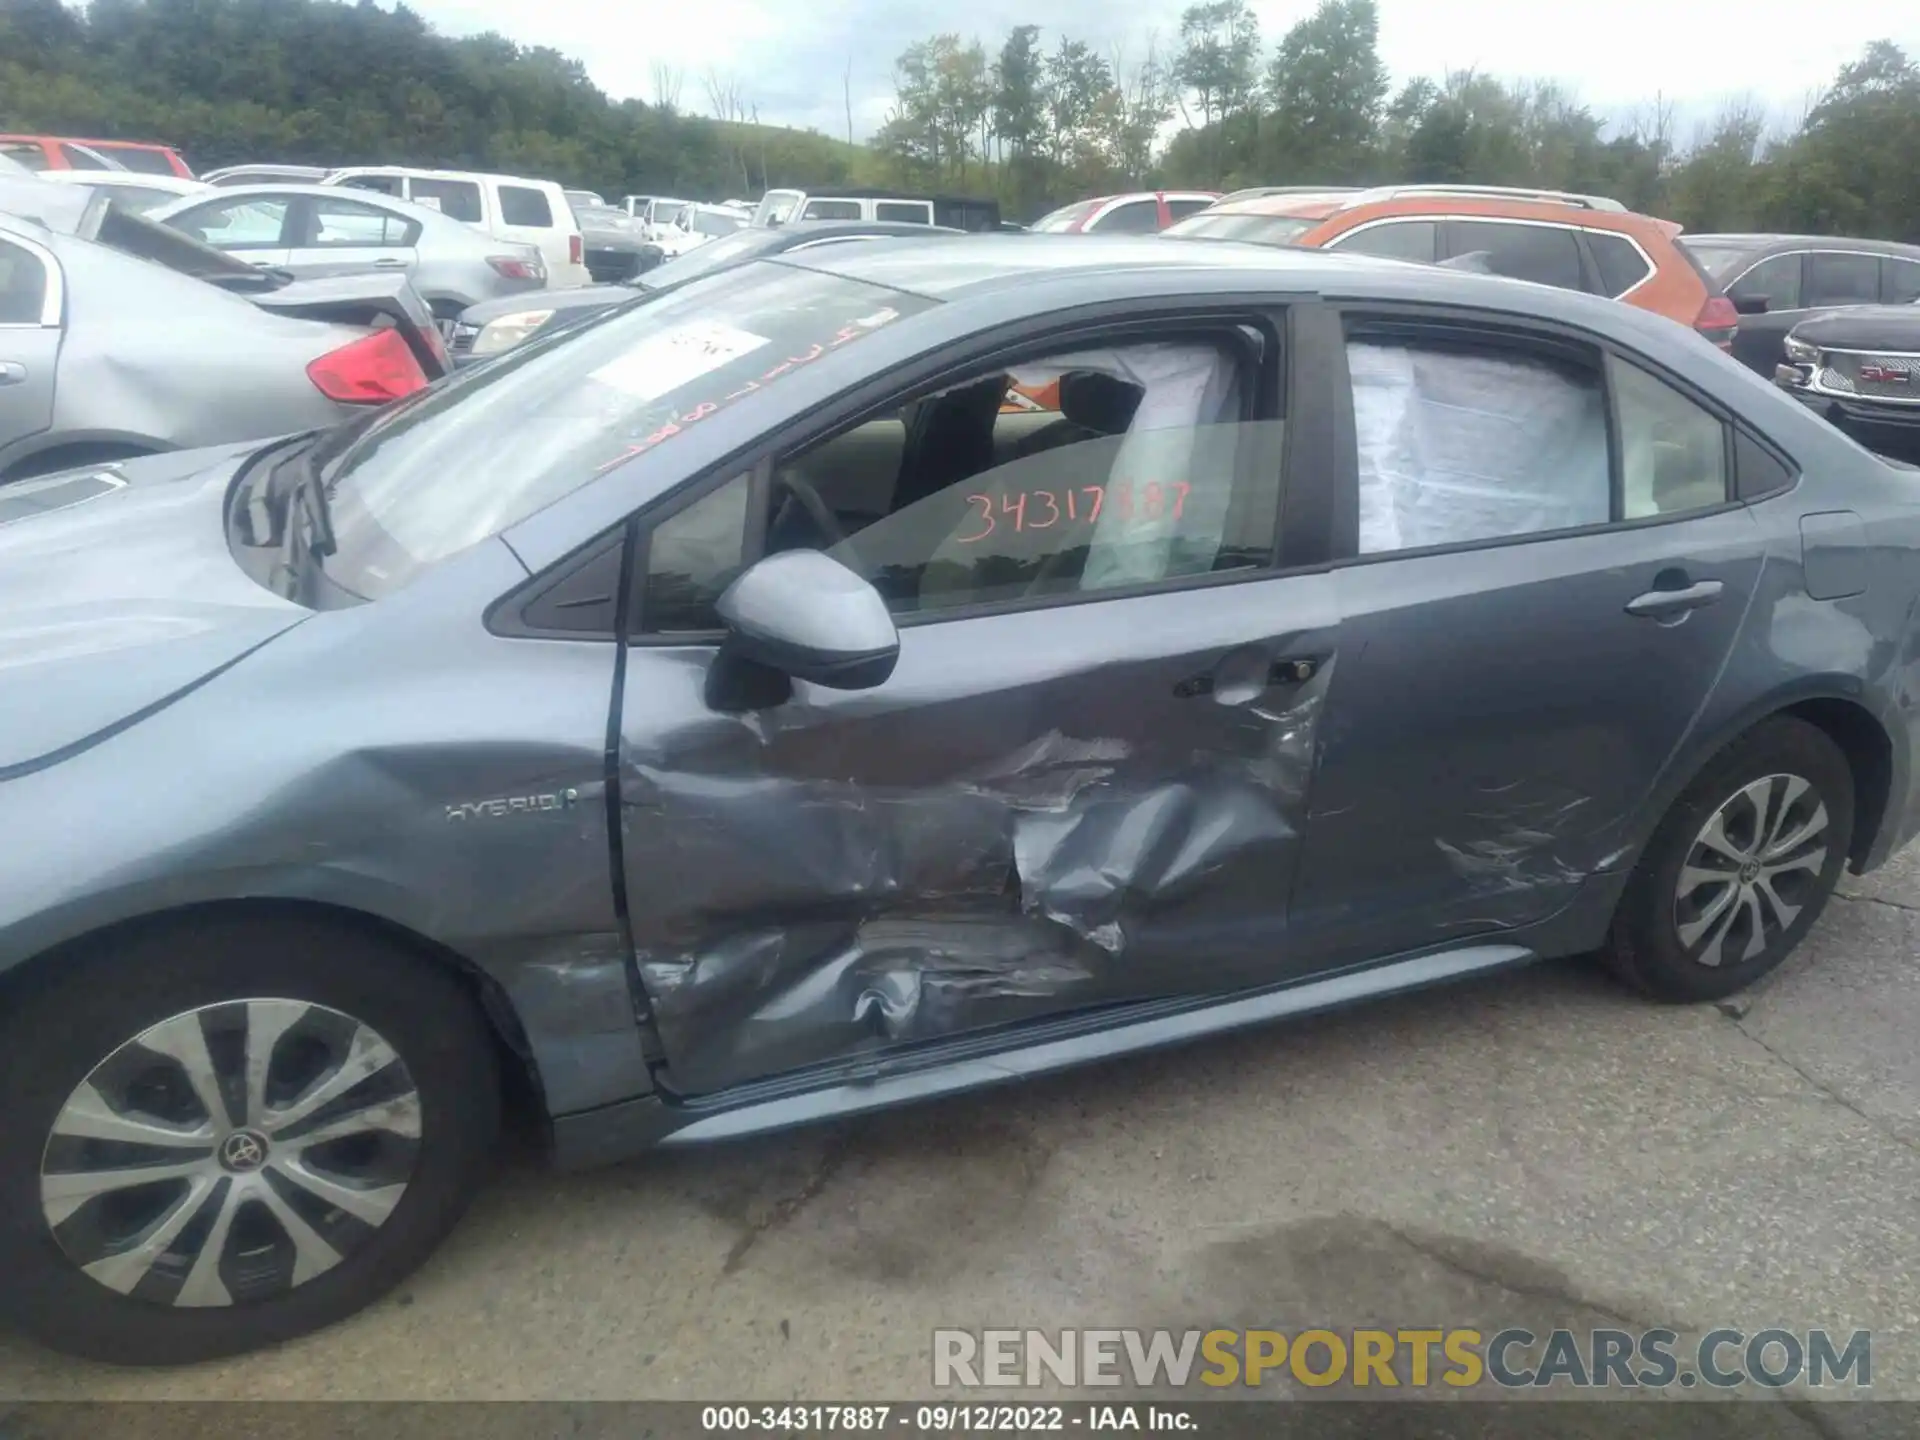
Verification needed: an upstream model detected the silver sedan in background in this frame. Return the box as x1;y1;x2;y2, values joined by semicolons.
147;183;548;320
0;180;446;480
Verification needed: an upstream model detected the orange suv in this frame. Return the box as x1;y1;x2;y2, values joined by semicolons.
1164;184;1738;349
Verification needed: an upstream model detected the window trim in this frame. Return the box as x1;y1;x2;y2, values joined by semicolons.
1326;214;1655;299
1322;217;1439;265
1326;300;1784;568
589;296;1326;647
0;229;66;329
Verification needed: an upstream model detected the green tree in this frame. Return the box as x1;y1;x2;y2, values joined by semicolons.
1262;0;1389;183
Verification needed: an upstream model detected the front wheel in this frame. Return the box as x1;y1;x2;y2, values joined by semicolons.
0;914;500;1364
1603;717;1853;1002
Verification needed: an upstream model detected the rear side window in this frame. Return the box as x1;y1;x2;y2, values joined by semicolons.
1734;430;1795;501
169;196;290;248
1093;200;1162;234
0;238;49;324
410;178;483;224
308;197;416;247
874;201;931;223
1608;356;1728;519
1728;253;1800;310
1165;197;1213;221
1806;252;1880;307
1587;233;1654;297
59;143;111;171
0;140;48;171
1347;337;1609;553
99;146;177;176
801;199;862;221
1329;220;1437;263
1884;258;1920;305
499;185;554;227
1447;221;1585;292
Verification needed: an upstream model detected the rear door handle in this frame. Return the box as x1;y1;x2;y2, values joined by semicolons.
0;361;25;386
372;257;408;267
1625;579;1724;619
1175;652;1320;703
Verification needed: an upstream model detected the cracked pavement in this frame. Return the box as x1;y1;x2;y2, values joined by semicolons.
3;856;1917;1421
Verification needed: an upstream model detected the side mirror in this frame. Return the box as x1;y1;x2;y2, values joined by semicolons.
713;550;899;694
1732;294;1770;316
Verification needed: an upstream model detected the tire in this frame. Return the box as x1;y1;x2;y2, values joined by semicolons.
0;913;500;1364
1603;717;1853;1003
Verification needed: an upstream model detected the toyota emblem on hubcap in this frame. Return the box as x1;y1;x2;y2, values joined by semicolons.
219;1130;270;1173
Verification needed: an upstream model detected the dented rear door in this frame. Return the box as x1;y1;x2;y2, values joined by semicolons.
618;574;1339;1095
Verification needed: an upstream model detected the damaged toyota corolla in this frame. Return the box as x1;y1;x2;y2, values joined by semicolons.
4;235;1918;1365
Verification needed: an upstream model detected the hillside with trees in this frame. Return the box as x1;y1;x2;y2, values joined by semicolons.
2;0;1916;238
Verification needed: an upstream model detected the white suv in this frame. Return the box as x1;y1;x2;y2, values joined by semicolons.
323;166;591;289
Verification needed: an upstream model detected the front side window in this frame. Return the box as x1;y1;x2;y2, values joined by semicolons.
1806;252;1880;308
310;262;933;602
1728;252;1800;310
410;178;483;223
1165;197;1214;221
169;196;290;248
1328;220;1437;264
1447;221;1585;292
307;197;414;247
1091;200;1161;235
1348;338;1608;553
0;239;48;324
1882;258;1920;305
1610;356;1729;519
499;185;554;227
632;336;1284;631
1029;199;1100;233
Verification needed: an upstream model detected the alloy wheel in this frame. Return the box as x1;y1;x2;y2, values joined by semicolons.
1672;772;1832;968
39;999;421;1308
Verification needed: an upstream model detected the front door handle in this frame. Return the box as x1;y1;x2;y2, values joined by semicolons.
1175;650;1320;703
1625;578;1724;619
0;361;25;386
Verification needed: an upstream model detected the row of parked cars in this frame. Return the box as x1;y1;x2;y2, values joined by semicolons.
6;150;1920;1370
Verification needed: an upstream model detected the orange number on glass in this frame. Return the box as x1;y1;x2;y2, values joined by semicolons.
957;494;996;543
1142;482;1165;518
1171;481;1191;519
1079;485;1104;521
1000;491;1028;531
1028;489;1060;529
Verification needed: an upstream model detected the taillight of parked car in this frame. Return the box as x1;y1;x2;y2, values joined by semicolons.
307;328;429;405
488;256;542;280
1694;295;1739;351
569;233;584;267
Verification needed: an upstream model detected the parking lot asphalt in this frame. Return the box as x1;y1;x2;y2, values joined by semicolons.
3;853;1918;1420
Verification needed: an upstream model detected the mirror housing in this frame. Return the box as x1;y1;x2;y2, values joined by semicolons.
713;550;900;693
1732;294;1770;316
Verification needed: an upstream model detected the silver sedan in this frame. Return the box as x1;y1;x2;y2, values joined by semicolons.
147;183;549;320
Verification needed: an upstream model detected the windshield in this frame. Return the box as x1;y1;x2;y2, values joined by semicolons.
635;227;776;288
1677;243;1758;280
650;200;688;226
1030;199;1100;233
1162;212;1317;245
690;208;746;237
309;262;935;601
752;188;805;227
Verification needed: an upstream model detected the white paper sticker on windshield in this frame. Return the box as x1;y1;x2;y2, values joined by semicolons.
589;322;772;401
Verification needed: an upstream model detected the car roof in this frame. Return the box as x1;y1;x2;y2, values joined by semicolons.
1685;233;1920;257
1219;188;1672;233
145;183;472;230
329;166;561;189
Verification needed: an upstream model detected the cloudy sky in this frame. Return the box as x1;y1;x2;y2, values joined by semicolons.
411;0;1918;145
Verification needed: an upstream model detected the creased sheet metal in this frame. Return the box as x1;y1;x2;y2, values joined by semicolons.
624;666;1329;1094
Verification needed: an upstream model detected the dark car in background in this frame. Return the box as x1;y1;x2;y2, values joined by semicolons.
1775;302;1920;463
1680;234;1920;377
448;218;965;363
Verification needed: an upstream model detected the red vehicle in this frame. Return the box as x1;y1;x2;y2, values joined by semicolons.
1029;190;1219;235
0;134;194;179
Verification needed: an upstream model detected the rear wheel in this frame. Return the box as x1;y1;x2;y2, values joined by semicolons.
1604;718;1852;1002
0;914;499;1364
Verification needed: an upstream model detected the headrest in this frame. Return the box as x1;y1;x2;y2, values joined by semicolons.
1058;370;1144;435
